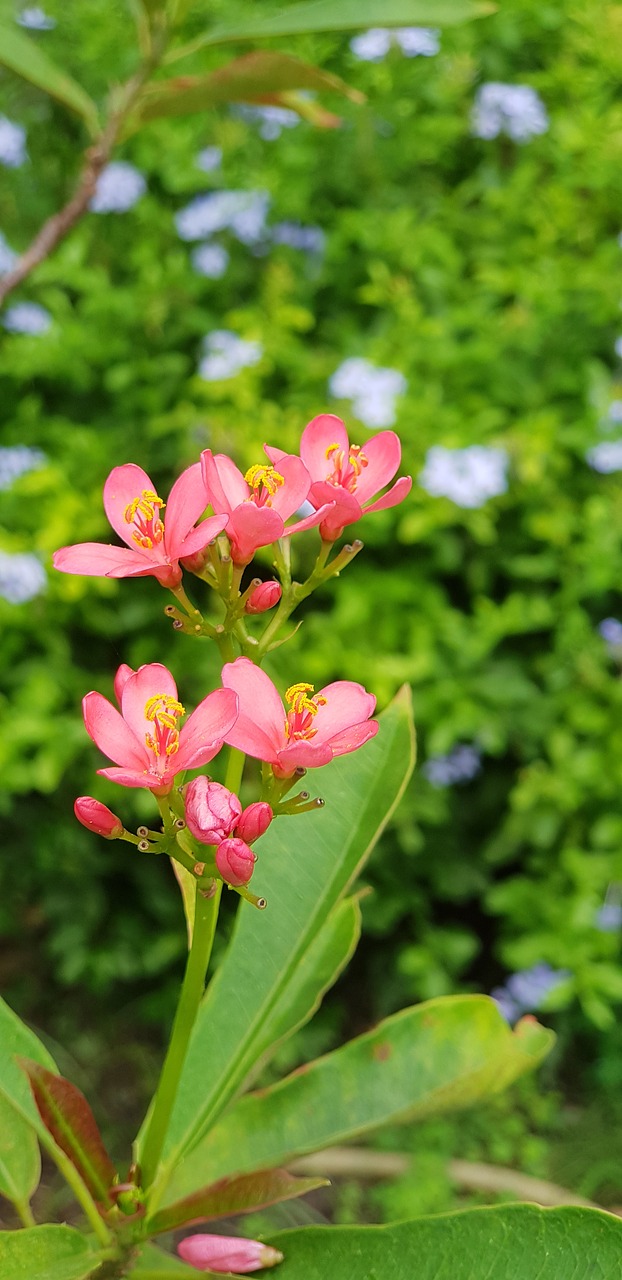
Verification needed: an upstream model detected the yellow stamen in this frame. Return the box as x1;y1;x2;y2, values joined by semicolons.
124;489;166;550
144;694;185;757
285;682;327;717
244;464;285;498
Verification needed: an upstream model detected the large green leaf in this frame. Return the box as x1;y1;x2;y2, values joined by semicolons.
0;997;58;1211
0;26;99;135
163;998;553;1195
0;1226;102;1280
142;687;415;1201
18;1061;116;1208
128;1242;194;1276
132;52;362;125
167;1;495;57
265;1205;622;1279
147;1167;327;1235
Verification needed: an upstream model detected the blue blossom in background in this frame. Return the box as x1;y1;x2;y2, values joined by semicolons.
0;552;47;604
0;232;16;276
598;617;622;647
0;446;46;491
472;83;549;143
587;440;622;473
350;27;440;61
419;444;509;508
606;400;622;425
271;222;326;255
175;191;270;247
233;104;300;140
191;242;230;279
0;117;27;168
2;302;52;335
17;6;55;27
89;162;146;213
596;903;622;933
614;337;622;360
329;357;407;428
492;963;570;1025
423;745;482;788
198;330;263;381
196;146;222;173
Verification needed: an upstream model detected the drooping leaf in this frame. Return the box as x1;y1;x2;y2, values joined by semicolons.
140;688;415;1195
130;51;362;126
0;1225;102;1280
18;1060;116;1208
0;26;99;134
0;996;58;1211
147;1168;328;1235
163;999;552;1195
264;1204;622;1279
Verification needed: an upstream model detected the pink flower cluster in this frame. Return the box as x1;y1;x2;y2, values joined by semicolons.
184;777;273;886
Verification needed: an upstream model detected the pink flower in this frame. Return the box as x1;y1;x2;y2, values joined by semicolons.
235;801;273;844
82;663;238;796
74;797;123;839
245;580;282;614
267;414;412;541
53;463;228;589
221;657;378;778
201;448;333;565
215;837;257;886
185;778;242;845
177;1233;283;1272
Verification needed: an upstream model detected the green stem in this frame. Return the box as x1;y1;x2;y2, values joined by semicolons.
14;1197;35;1228
34;1124;115;1249
140;885;221;1192
225;746;246;794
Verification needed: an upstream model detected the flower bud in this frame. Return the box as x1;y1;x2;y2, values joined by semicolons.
215;837;256;887
177;1233;283;1273
74;797;123;840
235;802;273;844
185;778;242;845
245;580;282;614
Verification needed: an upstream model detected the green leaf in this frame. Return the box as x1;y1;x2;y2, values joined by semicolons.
0;26;99;135
128;1242;196;1275
18;1060;116;1208
265;1204;622;1279
147;1168;327;1235
0;997;58;1210
167;0;495;56
142;687;415;1194
172;861;197;949
131;51;362;126
0;1225;102;1280
163;999;552;1193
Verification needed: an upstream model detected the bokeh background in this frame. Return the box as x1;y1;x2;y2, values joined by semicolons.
2;0;622;1220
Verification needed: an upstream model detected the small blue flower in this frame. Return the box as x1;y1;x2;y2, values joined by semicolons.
423;745;482;787
191;242;229;279
0;445;46;491
0;117;27;168
198;330;263;381
419;445;509;508
587;440;622;473
0;552;47;603
2;302;51;335
89;162;146;213
472;83;549;143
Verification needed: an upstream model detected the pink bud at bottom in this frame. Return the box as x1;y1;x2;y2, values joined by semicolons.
215;837;256;887
74;797;123;839
185;777;242;845
245;580;282;614
177;1233;283;1273
235;801;273;844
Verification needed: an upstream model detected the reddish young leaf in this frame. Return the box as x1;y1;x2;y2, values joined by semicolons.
146;1167;328;1236
18;1059;116;1208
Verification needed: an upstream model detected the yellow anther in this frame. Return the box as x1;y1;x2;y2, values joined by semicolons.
244;464;285;498
145;694;185;723
325;443;342;461
124;489;165;524
285;682;327;717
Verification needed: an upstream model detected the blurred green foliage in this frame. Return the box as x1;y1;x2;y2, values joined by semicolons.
2;0;622;1104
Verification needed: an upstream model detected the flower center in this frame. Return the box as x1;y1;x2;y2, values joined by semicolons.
284;681;327;741
144;693;185;765
124;489;165;550
244;464;285;508
325;443;368;494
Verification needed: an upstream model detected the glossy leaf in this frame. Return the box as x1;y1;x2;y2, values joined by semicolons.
265;1204;622;1279
0;26;99;135
143;688;414;1195
147;1168;327;1235
132;52;362;125
0;1225;102;1280
0;997;58;1210
18;1060;116;1208
164;999;552;1194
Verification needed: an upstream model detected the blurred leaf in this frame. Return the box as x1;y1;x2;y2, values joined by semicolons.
128;1242;193;1275
0;997;58;1212
147;1167;328;1235
0;1225;102;1280
0;25;99;134
18;1060;116;1208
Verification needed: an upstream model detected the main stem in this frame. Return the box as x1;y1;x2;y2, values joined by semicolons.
140;884;221;1192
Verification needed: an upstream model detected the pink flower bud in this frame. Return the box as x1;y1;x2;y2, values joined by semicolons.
235;801;273;844
245;580;282;614
74;797;123;839
177;1233;283;1273
185;778;242;845
215;837;257;887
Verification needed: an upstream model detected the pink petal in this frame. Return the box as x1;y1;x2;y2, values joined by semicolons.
300;414;349;483
263;444;288;465
226;505;284;564
97;766;164;791
82;692;148;770
326;720;379;756
120;664;179;746
175;688;240;771
363;475;412;515
221;659;286;758
281;502;334;538
53;543;154;578
202;451;248;515
275;739;334;771
268;454;312;519
113;664;135;707
308;482;361;539
176;512;229;559
311;680;377;745
351;431;402;503
103;464;158;548
164;462;210;553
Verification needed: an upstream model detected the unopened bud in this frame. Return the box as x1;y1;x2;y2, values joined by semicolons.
177;1233;283;1273
74;797;123;840
245;580;282;614
235;802;273;844
185;778;242;845
216;837;256;887
181;548;210;575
